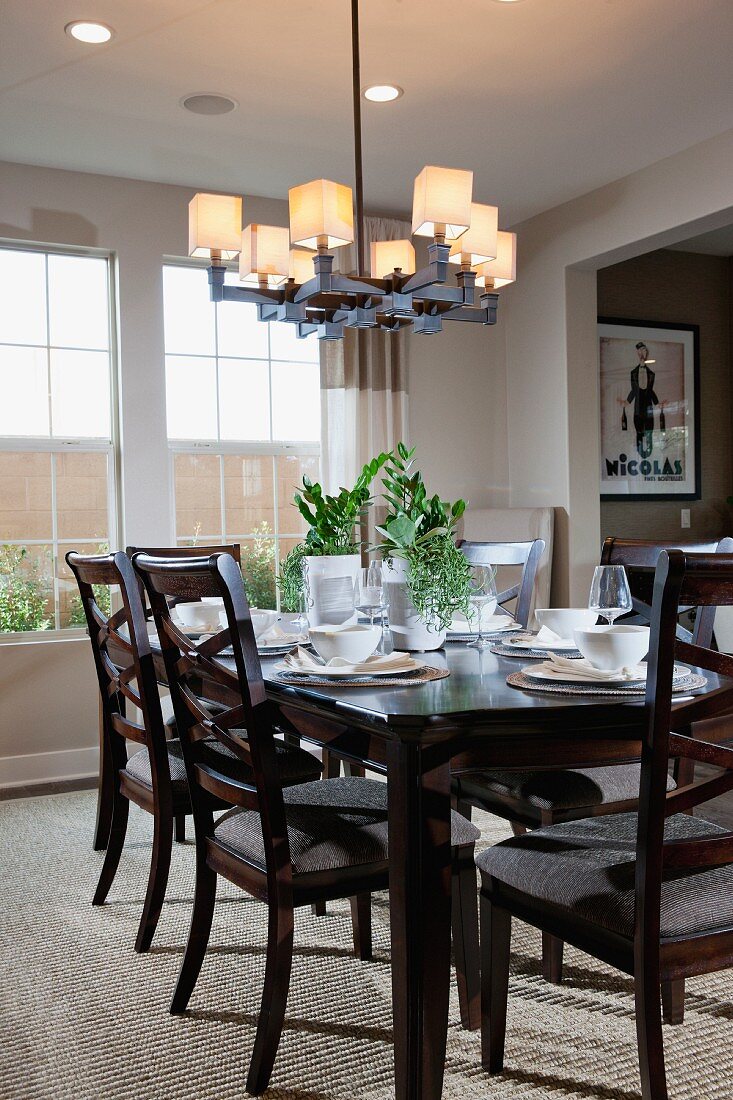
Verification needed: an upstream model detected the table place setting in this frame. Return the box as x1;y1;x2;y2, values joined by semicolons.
492;607;594;658
271;626;450;687
446;610;520;644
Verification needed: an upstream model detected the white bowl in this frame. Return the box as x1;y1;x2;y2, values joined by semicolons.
309;624;381;664
534;607;598;637
218;607;277;638
573;624;650;670
201;596;224;606
175;601;222;633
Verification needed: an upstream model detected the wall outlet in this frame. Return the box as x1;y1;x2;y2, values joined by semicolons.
681;508;691;529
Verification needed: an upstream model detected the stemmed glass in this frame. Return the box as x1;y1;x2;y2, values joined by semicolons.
467;565;498;650
588;565;632;625
355;562;391;654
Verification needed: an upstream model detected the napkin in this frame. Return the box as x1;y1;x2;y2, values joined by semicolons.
534;625;574;647
540;653;646;681
280;646;416;677
257;623;308;647
449;612;518;634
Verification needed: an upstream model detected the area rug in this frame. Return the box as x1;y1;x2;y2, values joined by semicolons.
1;790;731;1100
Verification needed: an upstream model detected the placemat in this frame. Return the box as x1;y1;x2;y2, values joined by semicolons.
492;641;583;660
446;629;522;644
506;669;707;697
270;664;450;688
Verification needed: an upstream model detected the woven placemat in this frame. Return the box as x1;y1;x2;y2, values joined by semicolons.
271;664;450;688
507;669;707;697
492;641;583;660
446;629;522;644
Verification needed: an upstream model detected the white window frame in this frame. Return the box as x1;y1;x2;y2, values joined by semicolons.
0;241;121;642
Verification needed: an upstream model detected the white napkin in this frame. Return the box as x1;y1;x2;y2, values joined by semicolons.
280;646;416;677
449;612;518;634
257;623;308;648
540;653;646;681
534;625;575;647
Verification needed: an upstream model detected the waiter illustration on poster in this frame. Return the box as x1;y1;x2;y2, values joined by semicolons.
625;341;659;458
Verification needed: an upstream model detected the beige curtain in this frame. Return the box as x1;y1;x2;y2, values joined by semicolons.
320;217;410;537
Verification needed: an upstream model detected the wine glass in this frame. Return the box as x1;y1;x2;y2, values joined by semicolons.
355;562;391;654
588;565;632;625
467;565;498;649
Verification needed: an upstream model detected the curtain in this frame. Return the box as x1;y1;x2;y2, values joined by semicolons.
320;217;411;541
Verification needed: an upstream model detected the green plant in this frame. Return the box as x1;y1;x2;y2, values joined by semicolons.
0;545;52;633
376;442;471;629
277;454;391;608
241;522;277;609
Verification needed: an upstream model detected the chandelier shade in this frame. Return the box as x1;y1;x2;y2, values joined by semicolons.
188;193;242;260
370;239;416;278
411;166;473;239
289;248;316;284
239;224;290;286
449;203;499;266
475;231;517;289
289;179;354;250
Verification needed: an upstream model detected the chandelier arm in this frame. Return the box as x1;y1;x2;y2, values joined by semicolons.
351;0;365;275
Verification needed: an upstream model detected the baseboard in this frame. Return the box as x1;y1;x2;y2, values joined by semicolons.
0;746;99;790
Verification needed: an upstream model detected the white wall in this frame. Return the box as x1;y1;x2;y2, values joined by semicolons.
506;127;733;602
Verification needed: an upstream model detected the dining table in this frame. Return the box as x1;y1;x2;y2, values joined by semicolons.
130;634;720;1100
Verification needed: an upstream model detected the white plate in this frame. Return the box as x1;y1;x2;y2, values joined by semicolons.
506;634;578;651
522;661;690;687
276;657;425;679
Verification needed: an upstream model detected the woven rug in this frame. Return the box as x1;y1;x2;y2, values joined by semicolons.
1;791;732;1100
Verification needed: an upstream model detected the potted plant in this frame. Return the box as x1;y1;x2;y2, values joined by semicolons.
278;454;390;626
376;443;471;651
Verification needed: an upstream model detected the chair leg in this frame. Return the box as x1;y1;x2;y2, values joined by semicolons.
322;751;341;779
510;821;527;837
92;790;129;905
661;978;685;1025
246;900;295;1096
135;810;174;953
344;762;365;778
481;896;511;1073
541;931;564;985
174;814;186;843
93;703;113;851
311;900;327;916
349;893;373;960
635;961;669;1100
452;856;480;1030
170;861;217;1014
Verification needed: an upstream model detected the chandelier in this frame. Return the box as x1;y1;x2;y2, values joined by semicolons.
187;0;516;340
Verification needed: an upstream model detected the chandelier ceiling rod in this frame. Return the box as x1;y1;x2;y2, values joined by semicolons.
350;0;365;274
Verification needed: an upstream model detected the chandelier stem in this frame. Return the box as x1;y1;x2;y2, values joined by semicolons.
351;0;365;275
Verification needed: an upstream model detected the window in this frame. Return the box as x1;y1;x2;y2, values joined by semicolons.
163;264;320;608
0;245;117;635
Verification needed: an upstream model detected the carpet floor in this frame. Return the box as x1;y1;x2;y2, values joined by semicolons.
1;790;732;1100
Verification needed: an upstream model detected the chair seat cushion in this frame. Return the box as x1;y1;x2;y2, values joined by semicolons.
214;776;480;877
477;811;733;939
457;764;674;814
124;737;321;793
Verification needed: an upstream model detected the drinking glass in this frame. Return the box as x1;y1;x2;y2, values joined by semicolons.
355;562;391;653
588;565;632;625
467;565;498;649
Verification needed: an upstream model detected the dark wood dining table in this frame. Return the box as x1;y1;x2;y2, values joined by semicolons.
141;638;718;1100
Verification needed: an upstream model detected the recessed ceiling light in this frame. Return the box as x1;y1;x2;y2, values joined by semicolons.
180;93;238;116
363;84;403;103
65;21;114;44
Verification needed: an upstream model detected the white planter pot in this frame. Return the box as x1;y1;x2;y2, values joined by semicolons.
383;557;446;652
304;554;360;628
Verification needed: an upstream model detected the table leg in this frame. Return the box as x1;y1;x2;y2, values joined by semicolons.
93;698;113;851
388;741;452;1100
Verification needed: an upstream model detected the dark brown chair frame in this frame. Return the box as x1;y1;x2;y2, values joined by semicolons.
457;538;546;629
68;550;184;953
481;549;733;1100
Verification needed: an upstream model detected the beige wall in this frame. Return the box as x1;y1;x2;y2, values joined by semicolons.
506;127;733;603
598;249;733;544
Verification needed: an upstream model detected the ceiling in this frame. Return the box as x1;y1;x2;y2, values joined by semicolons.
2;0;733;226
669;225;733;256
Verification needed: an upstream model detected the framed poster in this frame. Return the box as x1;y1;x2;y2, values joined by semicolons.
598;317;700;501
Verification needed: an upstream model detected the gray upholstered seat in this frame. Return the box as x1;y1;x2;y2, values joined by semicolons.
124;736;321;792
457;764;675;813
214;776;480;877
477;812;733;939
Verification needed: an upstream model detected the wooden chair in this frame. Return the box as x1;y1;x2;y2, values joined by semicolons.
453;535;733;990
69;550;321;954
133;551;481;1092
478;548;733;1100
457;538;546;629
92;543;243;852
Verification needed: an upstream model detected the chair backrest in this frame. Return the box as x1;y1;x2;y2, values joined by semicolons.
637;550;733;947
66;550;171;803
126;543;241;610
601;536;733;645
133;552;292;887
457;539;545;628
